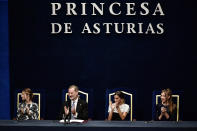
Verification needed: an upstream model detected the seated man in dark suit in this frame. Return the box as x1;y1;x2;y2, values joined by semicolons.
60;85;88;120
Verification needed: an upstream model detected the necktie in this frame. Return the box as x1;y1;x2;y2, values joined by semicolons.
71;101;75;119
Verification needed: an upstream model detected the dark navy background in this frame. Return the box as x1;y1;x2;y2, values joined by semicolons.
7;0;197;120
0;0;10;120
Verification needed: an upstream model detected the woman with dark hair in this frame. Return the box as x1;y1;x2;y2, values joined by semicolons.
155;88;177;121
108;91;130;121
16;88;39;120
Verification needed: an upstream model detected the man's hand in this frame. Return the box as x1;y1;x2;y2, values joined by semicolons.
64;106;69;115
71;106;76;115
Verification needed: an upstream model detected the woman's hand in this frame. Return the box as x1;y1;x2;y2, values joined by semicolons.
20;108;24;114
116;105;128;120
158;107;165;120
159;107;169;120
116;102;120;109
108;101;114;120
161;107;166;114
162;107;170;119
26;107;30;114
109;101;115;111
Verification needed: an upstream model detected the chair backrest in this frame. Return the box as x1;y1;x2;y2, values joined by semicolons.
62;88;93;119
152;90;183;121
14;89;45;120
105;88;136;121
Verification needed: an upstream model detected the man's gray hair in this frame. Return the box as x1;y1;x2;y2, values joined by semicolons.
68;85;79;92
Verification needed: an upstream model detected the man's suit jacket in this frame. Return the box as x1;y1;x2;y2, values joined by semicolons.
60;98;88;120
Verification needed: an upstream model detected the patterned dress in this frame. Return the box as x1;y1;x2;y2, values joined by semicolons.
16;102;39;120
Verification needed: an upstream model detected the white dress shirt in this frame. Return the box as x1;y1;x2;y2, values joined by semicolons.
71;97;79;119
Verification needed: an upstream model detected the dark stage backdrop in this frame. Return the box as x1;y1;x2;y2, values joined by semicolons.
9;0;196;120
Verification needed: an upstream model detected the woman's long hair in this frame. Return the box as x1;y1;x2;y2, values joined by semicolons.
161;88;176;113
